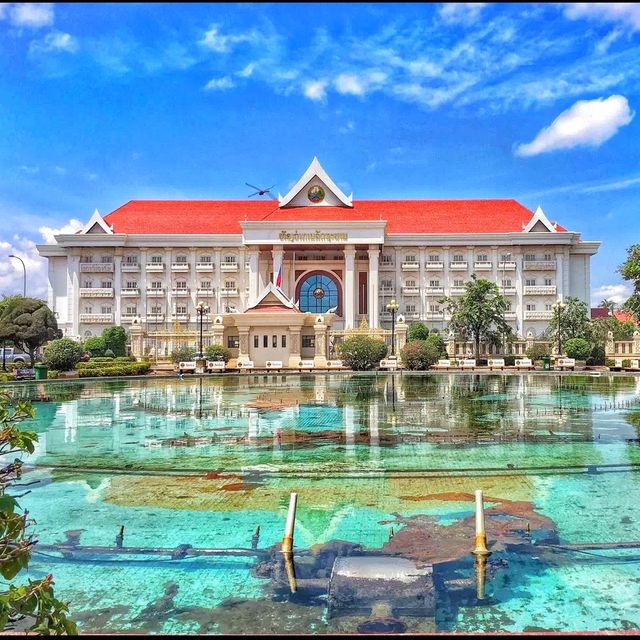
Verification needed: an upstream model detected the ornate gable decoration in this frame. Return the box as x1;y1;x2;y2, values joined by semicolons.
279;157;353;208
523;205;557;233
245;282;300;313
80;209;114;235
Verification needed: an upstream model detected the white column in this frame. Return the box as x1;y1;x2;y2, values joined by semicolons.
139;248;147;326
114;253;122;326
556;251;564;301
344;245;356;329
190;247;197;313
214;249;221;313
248;249;260;306
443;246;450;297
515;253;524;337
272;247;284;287
368;245;379;328
68;253;80;338
419;247;426;320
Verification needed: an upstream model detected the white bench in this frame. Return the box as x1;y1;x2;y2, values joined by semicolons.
326;360;344;369
178;361;197;373
206;360;226;372
614;358;624;369
556;357;576;370
433;359;452;370
515;358;533;370
380;357;400;370
461;358;476;370
298;360;315;371
631;359;640;371
488;358;505;370
265;360;283;371
237;360;254;371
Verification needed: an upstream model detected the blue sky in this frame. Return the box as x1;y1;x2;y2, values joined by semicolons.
1;2;640;305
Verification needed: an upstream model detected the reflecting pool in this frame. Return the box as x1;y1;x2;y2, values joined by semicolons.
4;373;640;633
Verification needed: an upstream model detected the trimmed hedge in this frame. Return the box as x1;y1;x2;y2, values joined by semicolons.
44;338;84;371
338;335;388;371
204;344;232;363
78;356;137;369
77;362;151;377
400;340;440;370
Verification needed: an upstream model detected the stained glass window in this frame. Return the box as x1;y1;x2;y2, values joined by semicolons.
299;273;339;313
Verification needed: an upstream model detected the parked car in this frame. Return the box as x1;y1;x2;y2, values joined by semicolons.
0;347;29;365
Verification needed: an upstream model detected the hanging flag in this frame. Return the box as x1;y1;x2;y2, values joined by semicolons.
276;261;283;288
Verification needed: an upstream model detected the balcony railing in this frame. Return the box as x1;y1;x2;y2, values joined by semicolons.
379;287;395;295
379;261;395;270
425;286;444;295
449;261;468;270
523;261;556;271
146;288;166;297
524;285;557;295
195;262;214;271
79;288;113;298
146;314;165;323
220;263;238;272
121;263;140;272
120;288;140;296
500;287;517;295
171;288;191;297
498;261;516;270
146;262;165;271
425;312;444;320
170;313;190;322
171;262;189;272
221;288;239;296
120;314;138;323
450;286;466;295
425;262;444;270
405;312;420;319
197;288;215;296
80;263;114;273
524;310;553;320
79;313;113;323
402;287;420;296
473;262;493;270
504;311;517;320
401;262;420;271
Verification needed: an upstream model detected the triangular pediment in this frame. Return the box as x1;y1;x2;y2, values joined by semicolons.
80;209;113;235
245;282;300;313
279;157;353;208
523;206;557;233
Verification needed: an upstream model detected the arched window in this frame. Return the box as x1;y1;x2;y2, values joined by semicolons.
298;273;339;314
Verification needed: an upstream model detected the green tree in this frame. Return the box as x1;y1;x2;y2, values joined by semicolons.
337;336;387;371
170;345;196;364
440;275;512;359
407;322;429;342
547;297;592;345
0;298;61;365
564;337;591;360
83;336;107;357
425;333;447;357
0;392;77;634
618;245;640;316
204;344;232;362
101;326;127;357
43;338;84;371
598;299;616;312
526;342;551;362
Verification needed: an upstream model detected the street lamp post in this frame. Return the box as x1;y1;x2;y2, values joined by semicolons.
195;301;208;359
9;255;26;297
552;300;566;357
386;298;399;357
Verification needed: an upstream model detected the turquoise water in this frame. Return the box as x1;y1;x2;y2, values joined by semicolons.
4;373;640;633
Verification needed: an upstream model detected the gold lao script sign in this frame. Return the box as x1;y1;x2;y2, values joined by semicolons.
279;230;348;243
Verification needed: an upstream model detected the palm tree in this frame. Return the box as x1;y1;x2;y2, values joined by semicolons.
598;299;616;313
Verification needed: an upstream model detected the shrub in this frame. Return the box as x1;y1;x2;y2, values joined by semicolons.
47;370;60;379
43;338;83;371
102;326;127;357
425;333;447;357
504;355;516;366
623;359;632;369
338;336;387;371
83;336;107;357
77;362;151;377
407;322;430;342
170;345;196;364
104;349;115;358
589;344;606;367
204;344;232;362
606;358;616;368
526;342;551;362
564;337;591;361
400;340;441;370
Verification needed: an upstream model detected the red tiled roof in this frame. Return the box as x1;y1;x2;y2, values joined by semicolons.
614;310;638;325
591;308;610;319
102;199;567;235
245;304;299;313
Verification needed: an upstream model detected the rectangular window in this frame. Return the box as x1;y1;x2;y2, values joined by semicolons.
263;335;268;348
406;304;416;312
381;279;392;288
227;336;239;349
526;279;536;286
380;254;393;264
544;278;552;286
406;280;416;287
151;255;163;264
125;256;138;265
83;306;92;313
272;335;277;348
545;303;553;311
223;255;237;264
175;256;187;263
505;302;512;311
199;255;212;263
544;254;553;261
502;279;512;287
83;281;93;288
175;281;187;289
126;281;137;289
80;256;93;263
429;304;440;312
302;335;315;349
151;281;162;289
101;281;112;288
254;335;259;348
501;253;512;261
454;279;464;287
151;305;162;314
101;256;113;263
200;281;211;289
526;304;536;311
224;281;235;289
524;254;535;261
282;335;287;348
405;255;416;262
476;254;488;262
453;254;464;262
429;280;440;287
428;254;440;262
176;305;187;314
126;305;137;314
101;306;112;314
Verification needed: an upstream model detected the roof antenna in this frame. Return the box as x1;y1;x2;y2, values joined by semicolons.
245;182;278;201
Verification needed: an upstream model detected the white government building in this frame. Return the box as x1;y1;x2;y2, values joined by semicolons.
38;158;600;367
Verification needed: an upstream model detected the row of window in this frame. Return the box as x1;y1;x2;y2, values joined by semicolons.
380;252;555;264
81;255;240;265
383;278;553;288
82;280;236;290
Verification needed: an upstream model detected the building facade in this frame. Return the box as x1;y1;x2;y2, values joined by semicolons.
38;158;600;365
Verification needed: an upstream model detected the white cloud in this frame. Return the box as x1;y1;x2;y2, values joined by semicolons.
199;24;256;53
29;31;79;54
238;62;255;78
338;120;355;134
9;3;54;29
591;283;633;307
19;164;39;175
335;73;366;96
515;95;634;157
38;218;83;244
203;76;235;91
564;3;640;31
439;3;488;26
580;174;640;193
303;80;328;102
